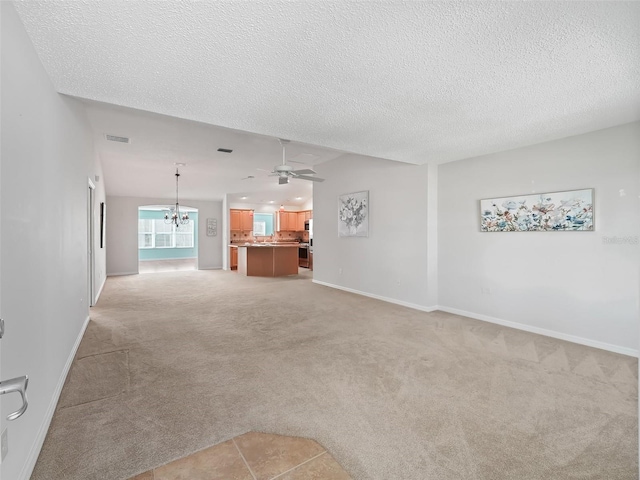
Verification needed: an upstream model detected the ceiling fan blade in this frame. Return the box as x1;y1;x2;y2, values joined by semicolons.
278;176;289;185
295;175;325;182
291;169;316;175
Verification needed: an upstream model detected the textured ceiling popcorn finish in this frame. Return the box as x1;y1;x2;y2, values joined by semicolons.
13;1;640;167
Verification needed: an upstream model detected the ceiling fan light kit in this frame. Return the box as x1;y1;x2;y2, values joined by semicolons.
267;139;326;184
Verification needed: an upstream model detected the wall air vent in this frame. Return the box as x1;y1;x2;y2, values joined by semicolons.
217;148;233;153
105;134;130;143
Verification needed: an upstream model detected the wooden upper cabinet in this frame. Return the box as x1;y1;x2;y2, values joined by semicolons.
275;210;312;232
305;210;312;221
241;210;254;231
230;210;241;230
277;211;287;232
288;212;298;231
230;209;254;231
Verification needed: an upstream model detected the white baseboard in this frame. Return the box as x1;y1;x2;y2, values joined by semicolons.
94;275;106;304
19;315;91;480
310;280;638;358
107;271;138;276
437;305;638;358
312;280;439;313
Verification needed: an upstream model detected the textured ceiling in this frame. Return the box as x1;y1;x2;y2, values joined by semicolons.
82;100;345;204
13;1;640;189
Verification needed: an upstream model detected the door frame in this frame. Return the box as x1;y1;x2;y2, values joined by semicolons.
88;178;96;306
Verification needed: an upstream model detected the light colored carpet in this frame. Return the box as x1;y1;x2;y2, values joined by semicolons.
138;258;197;273
31;269;638;479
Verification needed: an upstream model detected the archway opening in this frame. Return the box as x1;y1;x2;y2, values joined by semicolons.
138;205;198;273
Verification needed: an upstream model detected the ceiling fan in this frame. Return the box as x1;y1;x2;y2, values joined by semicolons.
268;139;325;185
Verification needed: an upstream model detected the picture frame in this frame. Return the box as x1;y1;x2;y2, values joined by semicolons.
206;218;217;236
480;188;594;232
338;190;369;237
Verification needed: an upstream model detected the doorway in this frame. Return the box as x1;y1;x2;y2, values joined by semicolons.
88;179;96;305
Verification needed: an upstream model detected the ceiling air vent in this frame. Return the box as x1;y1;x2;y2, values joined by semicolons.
217;148;233;153
105;134;130;144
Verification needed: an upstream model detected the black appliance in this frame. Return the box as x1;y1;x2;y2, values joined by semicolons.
298;243;310;268
304;220;310;231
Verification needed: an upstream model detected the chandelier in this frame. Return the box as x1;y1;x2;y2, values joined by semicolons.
164;167;189;228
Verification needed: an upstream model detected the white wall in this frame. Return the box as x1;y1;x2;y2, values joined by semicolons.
1;3;105;479
228;202;304;212
438;122;640;354
92;158;107;301
313;154;435;310
106;196;223;275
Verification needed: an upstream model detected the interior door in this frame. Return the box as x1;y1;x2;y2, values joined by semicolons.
0;123;30;473
1;191;3;460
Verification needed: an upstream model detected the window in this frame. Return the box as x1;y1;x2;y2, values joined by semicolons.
138;219;153;248
138;216;194;249
154;221;174;248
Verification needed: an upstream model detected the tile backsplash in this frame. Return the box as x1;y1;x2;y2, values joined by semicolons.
230;231;309;243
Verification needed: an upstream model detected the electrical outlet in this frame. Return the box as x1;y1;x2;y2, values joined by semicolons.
338;268;343;275
1;428;8;463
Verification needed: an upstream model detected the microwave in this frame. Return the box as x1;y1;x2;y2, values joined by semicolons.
304;220;310;231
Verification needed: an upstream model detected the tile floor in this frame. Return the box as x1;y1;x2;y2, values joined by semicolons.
128;432;352;480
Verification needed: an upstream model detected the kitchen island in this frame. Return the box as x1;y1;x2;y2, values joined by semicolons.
235;243;299;277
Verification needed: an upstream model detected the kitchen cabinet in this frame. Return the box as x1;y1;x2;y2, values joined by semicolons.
230;210;241;230
230;246;238;270
237;245;298;277
230;209;254;231
277;211;289;231
287;212;297;230
241;210;253;231
305;210;312;221
277;210;312;232
277;211;298;232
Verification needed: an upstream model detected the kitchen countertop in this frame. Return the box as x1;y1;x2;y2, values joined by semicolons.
230;243;299;247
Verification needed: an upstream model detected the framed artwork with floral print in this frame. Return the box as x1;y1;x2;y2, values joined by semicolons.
339;190;369;237
480;188;594;232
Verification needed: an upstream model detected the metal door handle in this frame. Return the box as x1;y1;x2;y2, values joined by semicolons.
0;375;29;421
